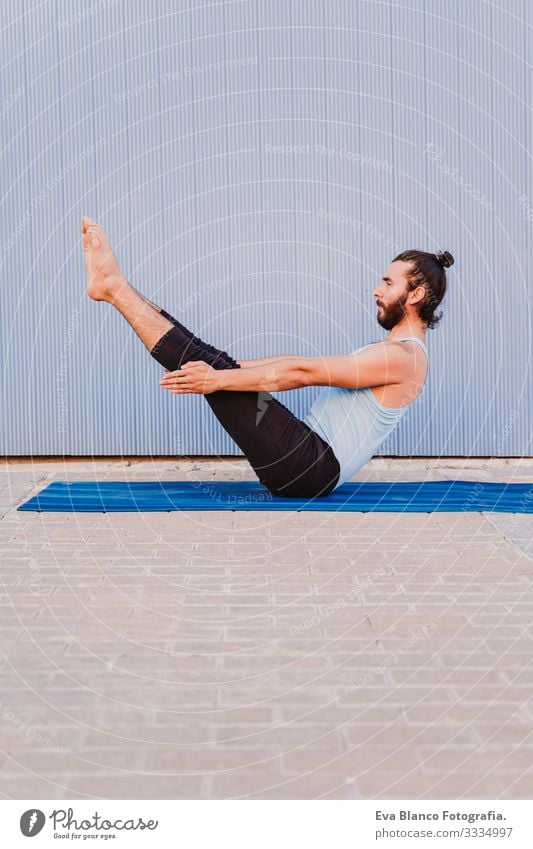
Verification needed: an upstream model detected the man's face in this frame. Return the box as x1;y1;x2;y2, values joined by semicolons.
373;261;413;330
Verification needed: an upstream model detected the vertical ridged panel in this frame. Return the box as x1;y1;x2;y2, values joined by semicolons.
1;0;531;456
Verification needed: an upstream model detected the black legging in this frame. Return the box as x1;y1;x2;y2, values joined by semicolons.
149;309;341;498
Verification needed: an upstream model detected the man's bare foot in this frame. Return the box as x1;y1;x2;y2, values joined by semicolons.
81;217;127;301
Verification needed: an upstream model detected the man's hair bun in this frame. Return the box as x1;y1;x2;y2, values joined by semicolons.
435;250;454;268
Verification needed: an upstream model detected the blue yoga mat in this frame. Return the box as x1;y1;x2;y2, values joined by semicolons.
17;479;533;513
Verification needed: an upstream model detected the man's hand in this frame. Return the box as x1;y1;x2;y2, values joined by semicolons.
159;361;222;395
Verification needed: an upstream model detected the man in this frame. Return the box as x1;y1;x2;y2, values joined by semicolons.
81;217;453;498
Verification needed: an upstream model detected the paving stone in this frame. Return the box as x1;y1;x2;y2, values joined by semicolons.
1;458;532;798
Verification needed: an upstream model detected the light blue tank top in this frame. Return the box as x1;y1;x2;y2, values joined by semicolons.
304;337;428;491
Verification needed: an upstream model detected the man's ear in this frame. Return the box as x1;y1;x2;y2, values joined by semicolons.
408;284;426;306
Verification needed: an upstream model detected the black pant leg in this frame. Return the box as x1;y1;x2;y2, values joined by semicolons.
149;319;340;496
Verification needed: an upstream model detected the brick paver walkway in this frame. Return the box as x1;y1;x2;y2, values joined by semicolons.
1;458;532;800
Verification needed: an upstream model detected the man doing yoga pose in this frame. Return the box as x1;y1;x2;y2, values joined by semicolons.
81;217;453;498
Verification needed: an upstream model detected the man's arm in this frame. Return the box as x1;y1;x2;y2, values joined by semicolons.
218;356;309;391
221;343;413;392
236;355;292;368
159;343;415;395
302;342;414;389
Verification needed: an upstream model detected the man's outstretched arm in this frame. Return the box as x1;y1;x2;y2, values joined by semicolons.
160;356;309;394
159;343;413;395
236;355;292;368
304;342;414;389
223;343;413;392
219;356;309;391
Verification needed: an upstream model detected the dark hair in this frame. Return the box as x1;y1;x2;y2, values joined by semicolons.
392;249;454;329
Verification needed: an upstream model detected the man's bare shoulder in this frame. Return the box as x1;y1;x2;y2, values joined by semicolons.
353;339;417;364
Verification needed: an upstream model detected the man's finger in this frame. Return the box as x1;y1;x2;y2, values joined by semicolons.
160;375;183;384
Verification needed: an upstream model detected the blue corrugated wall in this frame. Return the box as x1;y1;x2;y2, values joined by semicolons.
1;0;531;456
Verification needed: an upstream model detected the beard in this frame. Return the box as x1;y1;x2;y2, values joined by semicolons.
376;292;409;330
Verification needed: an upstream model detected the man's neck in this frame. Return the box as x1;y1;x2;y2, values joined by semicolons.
385;318;427;342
